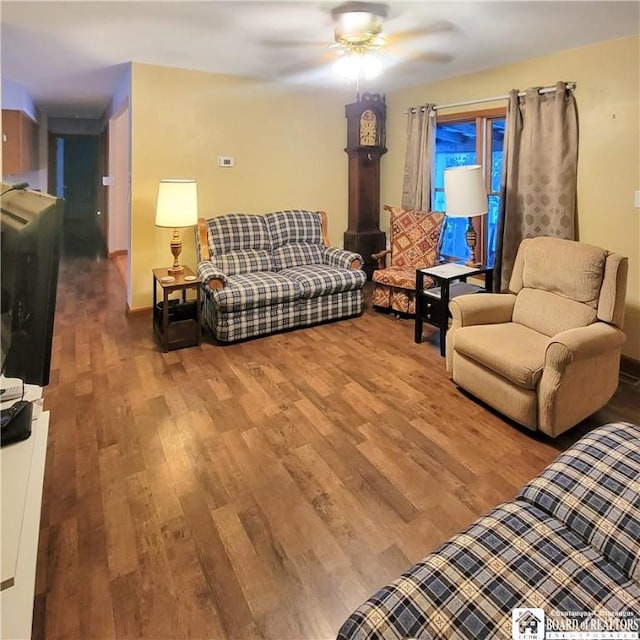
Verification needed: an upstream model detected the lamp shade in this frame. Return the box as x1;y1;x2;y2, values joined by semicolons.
444;165;488;218
155;179;198;228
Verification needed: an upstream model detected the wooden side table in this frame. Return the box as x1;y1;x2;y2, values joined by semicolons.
415;263;493;356
152;267;201;352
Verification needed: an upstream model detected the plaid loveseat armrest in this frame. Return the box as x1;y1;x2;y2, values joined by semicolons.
517;421;640;581
197;261;228;290
324;247;363;270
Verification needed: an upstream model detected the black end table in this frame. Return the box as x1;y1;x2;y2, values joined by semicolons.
415;263;493;356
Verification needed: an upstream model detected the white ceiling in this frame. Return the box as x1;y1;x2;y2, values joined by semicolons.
1;1;639;119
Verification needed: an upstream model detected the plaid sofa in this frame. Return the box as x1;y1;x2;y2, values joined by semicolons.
196;210;366;342
337;421;640;639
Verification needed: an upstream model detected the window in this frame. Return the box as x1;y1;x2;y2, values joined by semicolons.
432;109;505;266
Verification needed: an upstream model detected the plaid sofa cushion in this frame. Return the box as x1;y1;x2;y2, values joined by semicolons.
210;272;301;312
517;421;640;581
207;249;272;275
337;501;640;640
385;206;445;269
280;265;367;299
206;213;271;254
264;210;323;249
271;243;324;271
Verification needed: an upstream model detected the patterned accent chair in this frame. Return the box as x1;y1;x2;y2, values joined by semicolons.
196;210;366;342
371;205;445;315
447;237;628;437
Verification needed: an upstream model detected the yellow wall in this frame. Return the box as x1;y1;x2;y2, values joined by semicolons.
383;36;640;359
131;36;639;359
130;62;353;311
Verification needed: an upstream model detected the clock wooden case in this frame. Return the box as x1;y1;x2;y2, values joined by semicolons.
343;93;387;278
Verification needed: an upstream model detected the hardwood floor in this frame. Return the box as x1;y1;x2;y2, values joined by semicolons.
34;257;639;640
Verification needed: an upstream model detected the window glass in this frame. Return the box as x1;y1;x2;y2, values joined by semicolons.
486;195;500;267
490;119;505;193
486;118;505;267
433;121;477;189
434;121;477;260
432;114;505;266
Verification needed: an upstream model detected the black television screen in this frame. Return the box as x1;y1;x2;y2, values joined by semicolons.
1;185;62;386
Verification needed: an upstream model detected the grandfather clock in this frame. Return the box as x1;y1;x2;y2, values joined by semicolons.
344;92;387;278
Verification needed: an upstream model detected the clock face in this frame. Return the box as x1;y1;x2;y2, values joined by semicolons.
359;109;378;146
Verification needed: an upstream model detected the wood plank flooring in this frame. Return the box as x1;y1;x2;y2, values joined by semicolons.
33;256;639;640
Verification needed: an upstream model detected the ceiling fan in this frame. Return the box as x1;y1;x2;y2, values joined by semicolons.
331;1;388;50
270;1;453;81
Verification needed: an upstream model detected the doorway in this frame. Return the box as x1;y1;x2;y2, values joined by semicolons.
50;134;105;259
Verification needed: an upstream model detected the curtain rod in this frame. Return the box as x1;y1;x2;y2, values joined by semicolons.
406;82;576;114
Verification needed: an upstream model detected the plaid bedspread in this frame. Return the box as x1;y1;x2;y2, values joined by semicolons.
337;422;640;640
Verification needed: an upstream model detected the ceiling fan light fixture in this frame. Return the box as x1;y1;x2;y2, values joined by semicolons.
334;11;384;46
333;51;382;80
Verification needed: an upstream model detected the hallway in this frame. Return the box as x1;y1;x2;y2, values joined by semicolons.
61;215;106;260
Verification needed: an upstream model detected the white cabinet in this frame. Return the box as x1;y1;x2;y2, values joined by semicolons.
1;387;49;640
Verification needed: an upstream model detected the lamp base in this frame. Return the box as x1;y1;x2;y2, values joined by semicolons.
168;229;184;275
464;217;478;267
167;265;185;275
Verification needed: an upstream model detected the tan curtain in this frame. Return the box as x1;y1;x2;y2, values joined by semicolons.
401;104;435;210
494;82;578;291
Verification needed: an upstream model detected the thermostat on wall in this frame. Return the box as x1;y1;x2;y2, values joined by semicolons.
218;156;234;168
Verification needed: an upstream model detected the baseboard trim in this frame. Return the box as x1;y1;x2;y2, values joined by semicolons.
621;355;640;381
126;304;152;316
108;249;127;258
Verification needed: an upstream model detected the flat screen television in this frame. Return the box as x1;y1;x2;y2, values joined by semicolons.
1;184;63;386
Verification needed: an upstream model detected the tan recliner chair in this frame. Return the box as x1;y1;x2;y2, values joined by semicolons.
446;237;628;437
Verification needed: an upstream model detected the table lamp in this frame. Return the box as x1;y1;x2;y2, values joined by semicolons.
155;179;198;274
444;165;488;266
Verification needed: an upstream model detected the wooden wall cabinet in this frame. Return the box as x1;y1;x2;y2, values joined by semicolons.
2;109;39;175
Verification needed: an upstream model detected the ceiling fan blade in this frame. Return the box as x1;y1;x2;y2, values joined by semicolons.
388;50;453;75
276;56;332;78
412;51;454;64
262;38;328;49
386;20;455;44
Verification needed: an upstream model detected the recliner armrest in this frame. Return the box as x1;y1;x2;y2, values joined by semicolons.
545;323;626;369
539;322;626;437
197;261;228;290
446;294;516;373
449;293;516;327
324;247;363;270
